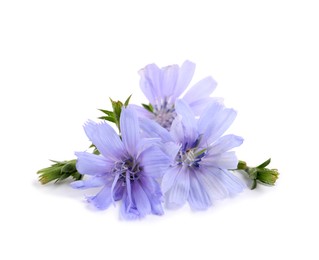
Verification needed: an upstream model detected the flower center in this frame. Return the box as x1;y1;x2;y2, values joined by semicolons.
112;158;141;182
153;99;176;130
176;142;206;168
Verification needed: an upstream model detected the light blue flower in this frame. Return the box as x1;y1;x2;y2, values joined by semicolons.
72;107;170;220
140;100;246;210
134;60;219;130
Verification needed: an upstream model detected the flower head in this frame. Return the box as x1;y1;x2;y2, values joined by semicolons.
140;100;246;210
72;107;170;220
135;60;219;130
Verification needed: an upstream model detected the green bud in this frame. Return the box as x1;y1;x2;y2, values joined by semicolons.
37;159;83;185
236;158;279;189
257;168;279;186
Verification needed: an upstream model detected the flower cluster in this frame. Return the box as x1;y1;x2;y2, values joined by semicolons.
37;60;279;220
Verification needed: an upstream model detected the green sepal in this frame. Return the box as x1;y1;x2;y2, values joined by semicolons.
142;103;154;113
257;158;271;169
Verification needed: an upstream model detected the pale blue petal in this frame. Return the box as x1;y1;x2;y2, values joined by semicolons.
120;107;140;156
188;169;212;210
162;142;181;164
183;76;217;104
198;101;224;135
174;60;196;98
87;185;112;210
138;146;170;178
201;151;239;169
75;152;113;176
161;65;179;101
198;102;237;145
188;97;223;116
205;108;237;145
197;167;245;201
161;166;180;193
175;100;198;143
136;137;162;158
170;115;184;144
139;64;162;105
84;120;126;161
71;176;105;189
139;117;172;142
132;181;152;217
216;169;246;195
209;135;244;155
128;104;153;119
196;167;229;200
166;166;190;209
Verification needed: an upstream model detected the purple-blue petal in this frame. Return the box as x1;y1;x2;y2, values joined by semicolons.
120;192;139;220
132;181;152;217
75;152;113;176
87;185;113;210
71;176;106;189
83;120;126;161
120;107;140;156
138;146;170;178
140;176;164;215
112;179;125;201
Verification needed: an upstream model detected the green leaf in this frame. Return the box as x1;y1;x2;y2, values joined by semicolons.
124;94;132;107
257;158;271;169
98;109;114;116
98;116;116;123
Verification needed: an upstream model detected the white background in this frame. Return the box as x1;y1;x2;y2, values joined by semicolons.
1;1;318;259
